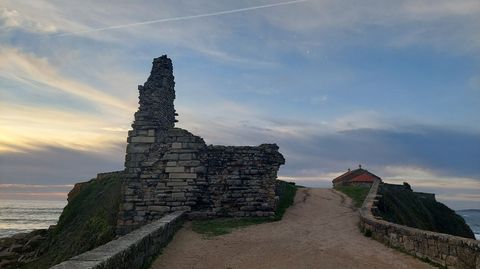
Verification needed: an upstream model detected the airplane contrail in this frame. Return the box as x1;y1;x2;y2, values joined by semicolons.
54;0;310;36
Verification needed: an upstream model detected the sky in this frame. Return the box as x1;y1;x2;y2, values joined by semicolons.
0;0;479;209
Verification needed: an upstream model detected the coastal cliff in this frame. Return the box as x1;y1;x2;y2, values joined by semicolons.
16;173;123;269
376;183;475;239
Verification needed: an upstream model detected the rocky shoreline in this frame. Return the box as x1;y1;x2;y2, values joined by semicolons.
0;228;50;268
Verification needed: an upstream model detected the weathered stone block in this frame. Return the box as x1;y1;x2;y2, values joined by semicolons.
178;160;201;166
131;136;156;143
162;153;178;160
148;206;170;212
169;173;197;179
171;193;185;199
166;181;188;187
171;142;182;149
178;153;193;160
165;166;185;173
123;203;134;211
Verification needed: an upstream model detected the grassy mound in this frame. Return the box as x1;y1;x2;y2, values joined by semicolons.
377;183;474;239
22;174;123;269
192;181;297;237
334;185;370;208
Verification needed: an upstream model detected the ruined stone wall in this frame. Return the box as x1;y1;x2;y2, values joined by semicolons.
359;181;480;269
200;144;284;218
117;56;285;234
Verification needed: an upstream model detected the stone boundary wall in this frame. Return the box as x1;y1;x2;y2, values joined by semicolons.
359;181;480;269
50;211;185;269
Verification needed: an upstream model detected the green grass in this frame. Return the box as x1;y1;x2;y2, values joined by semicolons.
192;182;297;237
21;174;123;269
334;185;370;208
192;217;272;237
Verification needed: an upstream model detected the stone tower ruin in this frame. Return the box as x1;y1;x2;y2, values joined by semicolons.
117;56;285;234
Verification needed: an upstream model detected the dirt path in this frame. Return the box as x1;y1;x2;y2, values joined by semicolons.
151;188;433;269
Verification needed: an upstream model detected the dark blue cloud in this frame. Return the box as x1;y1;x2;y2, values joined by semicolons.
0;124;478;187
0;145;124;184
277;125;480;179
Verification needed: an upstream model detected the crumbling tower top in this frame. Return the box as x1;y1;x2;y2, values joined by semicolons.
132;55;177;131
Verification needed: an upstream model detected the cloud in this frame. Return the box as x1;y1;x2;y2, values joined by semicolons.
0;47;132;112
0;46;139;153
0;103;128;153
1;8;57;33
381;167;480;190
469;75;480;91
261;0;480;54
53;0;310;37
436;193;480;202
403;0;480;17
0;2;86;34
1;1;277;67
1;0;479;210
178;98;480;182
330;111;393;132
288;126;480;179
309;95;328;105
0;145;124;185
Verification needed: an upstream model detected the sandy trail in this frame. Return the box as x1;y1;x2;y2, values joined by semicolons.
151;188;433;269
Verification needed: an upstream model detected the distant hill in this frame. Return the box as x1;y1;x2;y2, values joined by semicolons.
376;183;475;239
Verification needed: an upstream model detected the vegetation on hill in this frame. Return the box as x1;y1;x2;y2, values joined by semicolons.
192;181;297;237
22;174;123;269
334;185;370;208
377;183;474;239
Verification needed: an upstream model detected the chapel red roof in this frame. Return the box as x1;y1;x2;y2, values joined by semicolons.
332;167;381;184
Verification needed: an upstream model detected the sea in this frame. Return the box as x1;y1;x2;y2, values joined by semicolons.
457;209;480;240
0;199;66;238
0;199;479;240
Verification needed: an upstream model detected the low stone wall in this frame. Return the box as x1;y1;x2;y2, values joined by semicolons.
359;181;480;269
50;211;184;269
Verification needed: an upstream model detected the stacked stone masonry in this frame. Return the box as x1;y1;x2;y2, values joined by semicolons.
117;56;285;234
359;181;480;269
50;211;185;269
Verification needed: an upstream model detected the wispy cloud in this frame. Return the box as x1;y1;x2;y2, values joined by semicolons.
0;103;128;153
0;3;85;34
53;0;310;37
437;193;480;202
0;47;132;112
381;166;480;190
469;75;480;91
1;7;57;33
1;1;479;209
